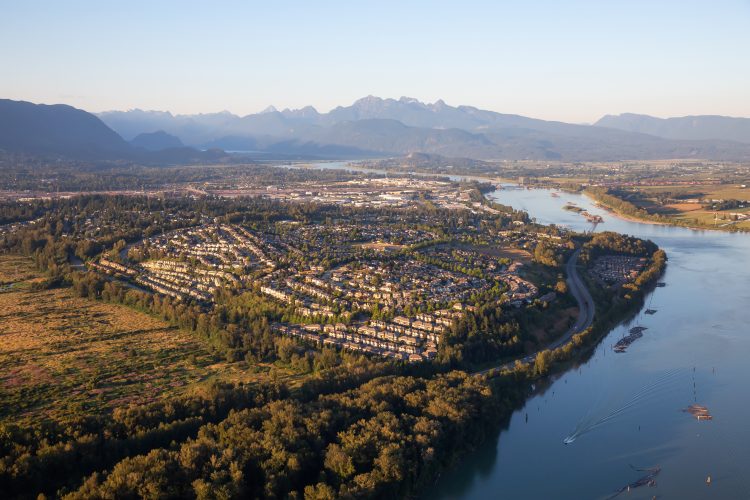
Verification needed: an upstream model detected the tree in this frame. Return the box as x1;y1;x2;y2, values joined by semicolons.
534;349;552;376
533;241;559;267
324;443;355;480
304;483;337;500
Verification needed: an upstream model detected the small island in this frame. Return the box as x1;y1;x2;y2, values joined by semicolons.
563;202;604;223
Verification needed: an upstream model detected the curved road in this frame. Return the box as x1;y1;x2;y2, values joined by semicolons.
550;248;595;349
476;248;595;375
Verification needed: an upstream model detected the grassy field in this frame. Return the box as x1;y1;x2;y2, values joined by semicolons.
454;242;533;263
0;255;292;426
637;183;750;201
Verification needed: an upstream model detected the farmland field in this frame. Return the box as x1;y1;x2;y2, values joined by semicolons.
599;183;750;231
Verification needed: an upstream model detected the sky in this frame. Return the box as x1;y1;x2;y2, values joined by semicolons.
1;0;749;123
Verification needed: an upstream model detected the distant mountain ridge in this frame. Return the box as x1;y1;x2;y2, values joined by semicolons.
98;97;750;161
595;113;750;144
130;130;184;151
2;97;750;163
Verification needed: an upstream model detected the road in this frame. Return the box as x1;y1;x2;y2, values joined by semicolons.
476;248;595;376
550;248;595;349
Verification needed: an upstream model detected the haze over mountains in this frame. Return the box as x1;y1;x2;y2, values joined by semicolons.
595;113;750;144
3;96;750;162
98;96;750;161
130;130;184;151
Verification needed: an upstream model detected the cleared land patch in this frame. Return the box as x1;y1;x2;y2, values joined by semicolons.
0;255;238;425
452;242;533;263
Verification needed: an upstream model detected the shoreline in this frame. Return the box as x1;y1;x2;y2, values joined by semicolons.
582;191;750;234
582;194;670;227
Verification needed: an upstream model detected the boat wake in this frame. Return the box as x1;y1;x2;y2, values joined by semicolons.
563;367;686;445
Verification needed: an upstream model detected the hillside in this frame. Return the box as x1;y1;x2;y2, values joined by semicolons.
130;130;184;151
0;99;132;159
595;113;750;144
0;99;228;163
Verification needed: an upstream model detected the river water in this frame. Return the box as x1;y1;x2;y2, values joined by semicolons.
426;186;750;499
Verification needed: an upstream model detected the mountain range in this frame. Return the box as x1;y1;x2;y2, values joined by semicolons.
594;113;750;144
3;96;750;162
98;96;750;161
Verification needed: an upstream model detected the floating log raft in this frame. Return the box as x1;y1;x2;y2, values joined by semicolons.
607;466;661;499
683;404;713;421
613;327;648;353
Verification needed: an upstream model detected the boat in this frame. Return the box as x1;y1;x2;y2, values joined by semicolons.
656;282;666;287
645;309;657;315
682;404;713;421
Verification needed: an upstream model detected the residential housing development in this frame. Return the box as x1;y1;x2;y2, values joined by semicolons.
89;218;550;362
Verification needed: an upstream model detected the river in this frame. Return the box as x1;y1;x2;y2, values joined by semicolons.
278;162;750;498
425;186;750;499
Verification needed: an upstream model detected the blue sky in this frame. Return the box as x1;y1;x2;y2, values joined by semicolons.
1;0;748;122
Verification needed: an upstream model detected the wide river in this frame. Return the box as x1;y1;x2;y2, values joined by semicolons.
284;163;750;498
427;186;750;499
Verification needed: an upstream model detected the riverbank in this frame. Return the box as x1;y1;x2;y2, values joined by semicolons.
422;242;667;498
476;240;667;391
585;197;670;227
583;187;750;234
